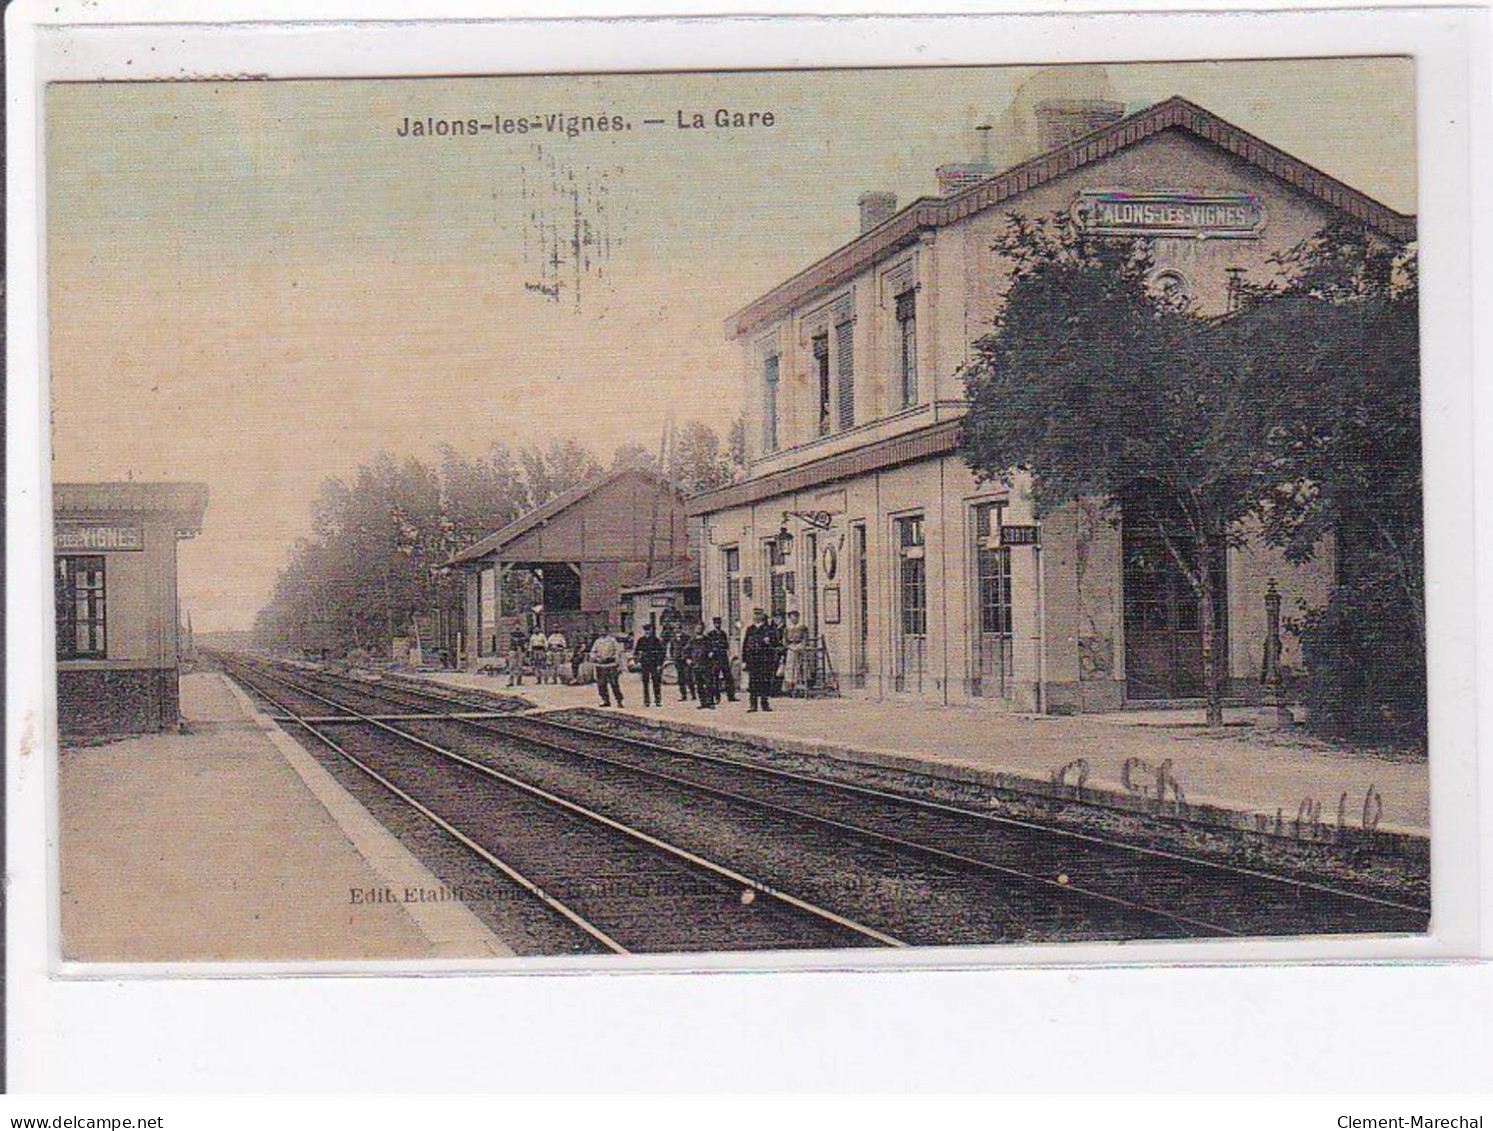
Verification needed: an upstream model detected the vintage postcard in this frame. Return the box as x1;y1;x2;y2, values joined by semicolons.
45;56;1436;967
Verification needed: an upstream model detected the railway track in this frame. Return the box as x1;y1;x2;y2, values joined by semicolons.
222;655;902;955
220;653;1430;950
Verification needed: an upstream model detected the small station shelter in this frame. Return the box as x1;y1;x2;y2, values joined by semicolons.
447;468;689;666
54;481;209;737
620;560;702;639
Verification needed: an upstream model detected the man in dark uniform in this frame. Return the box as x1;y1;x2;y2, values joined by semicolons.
742;608;777;712
634;622;666;708
670;624;696;702
705;616;736;702
690;622;717;708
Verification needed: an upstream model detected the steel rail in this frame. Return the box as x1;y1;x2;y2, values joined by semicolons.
296;661;1428;921
524;713;1431;920
266;664;1254;936
226;664;629;955
231;658;907;949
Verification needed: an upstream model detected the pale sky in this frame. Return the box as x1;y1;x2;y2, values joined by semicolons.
46;58;1416;631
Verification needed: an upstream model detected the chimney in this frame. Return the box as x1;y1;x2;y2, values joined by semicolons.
858;191;898;234
935;121;996;197
1034;98;1125;152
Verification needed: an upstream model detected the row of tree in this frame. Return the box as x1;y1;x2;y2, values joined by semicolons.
253;420;744;657
961;217;1422;744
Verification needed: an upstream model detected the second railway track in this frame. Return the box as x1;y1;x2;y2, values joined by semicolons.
221;653;1430;952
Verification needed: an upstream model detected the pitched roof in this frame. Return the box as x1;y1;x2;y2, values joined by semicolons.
447;466;679;566
54;481;210;532
620;558;701;597
729;95;1416;338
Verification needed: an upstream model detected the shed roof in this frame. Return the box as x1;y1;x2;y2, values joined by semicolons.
729;95;1417;338
620;559;701;597
448;467;681;566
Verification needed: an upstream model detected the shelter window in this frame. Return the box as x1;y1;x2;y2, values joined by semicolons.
56;555;107;660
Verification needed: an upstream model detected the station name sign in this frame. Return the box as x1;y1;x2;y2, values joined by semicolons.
996;525;1041;547
55;524;145;552
1071;191;1265;239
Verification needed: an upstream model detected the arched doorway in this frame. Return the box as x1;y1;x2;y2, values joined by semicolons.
1121;484;1227;701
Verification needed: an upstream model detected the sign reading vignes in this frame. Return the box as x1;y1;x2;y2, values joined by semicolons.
1071;190;1265;238
54;524;145;552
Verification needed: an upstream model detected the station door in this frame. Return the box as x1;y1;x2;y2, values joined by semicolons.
1121;485;1227;701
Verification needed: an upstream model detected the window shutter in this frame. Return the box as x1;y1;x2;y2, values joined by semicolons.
835;319;855;431
762;354;779;453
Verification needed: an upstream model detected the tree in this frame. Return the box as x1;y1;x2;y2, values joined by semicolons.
961;214;1279;726
1231;223;1423;744
669;418;743;496
519;439;604;506
611;440;662;475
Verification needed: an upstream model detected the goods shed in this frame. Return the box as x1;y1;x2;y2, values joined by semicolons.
447;468;689;667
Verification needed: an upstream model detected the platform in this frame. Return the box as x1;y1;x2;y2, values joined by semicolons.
412;669;1430;839
59;671;511;962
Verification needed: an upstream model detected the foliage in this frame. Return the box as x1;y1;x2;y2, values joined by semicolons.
253;420;742;658
959;213;1423;741
1234;223;1424;745
960;214;1270;724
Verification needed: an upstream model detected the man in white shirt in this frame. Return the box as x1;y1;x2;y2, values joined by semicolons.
590;629;624;707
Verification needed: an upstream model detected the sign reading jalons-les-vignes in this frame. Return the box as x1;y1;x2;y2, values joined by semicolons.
1071;190;1266;239
54;524;145;552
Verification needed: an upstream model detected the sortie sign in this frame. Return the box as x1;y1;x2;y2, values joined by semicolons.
1071;190;1265;239
55;524;145;552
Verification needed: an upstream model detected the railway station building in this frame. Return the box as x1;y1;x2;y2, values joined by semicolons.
54;481;209;737
448;467;690;666
685;95;1415;713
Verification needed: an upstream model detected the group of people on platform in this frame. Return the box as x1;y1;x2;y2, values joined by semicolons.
500;610;811;712
598;609;810;713
504;625;573;687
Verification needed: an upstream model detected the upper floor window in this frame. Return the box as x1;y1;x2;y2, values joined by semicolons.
895;289;918;409
762;353;780;453
812;332;831;437
56;555;107;660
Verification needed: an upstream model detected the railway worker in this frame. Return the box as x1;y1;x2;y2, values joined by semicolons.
546;627;569;683
781;610;806;695
634;623;667;708
529;625;551;684
506;625;529;687
571;638;589;685
670;623;696;702
742;608;777;713
705;617;737;703
691;622;718;709
590;628;625;707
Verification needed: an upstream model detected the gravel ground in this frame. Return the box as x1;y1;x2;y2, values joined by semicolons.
544;708;1431;911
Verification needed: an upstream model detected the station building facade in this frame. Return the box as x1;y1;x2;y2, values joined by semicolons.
54;481;209;737
686;96;1415;712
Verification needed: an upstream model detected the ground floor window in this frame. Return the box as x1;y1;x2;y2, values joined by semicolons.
893;515;926;692
851;522;869;687
56;555;107;660
723;546;741;635
972;502;1014;698
766;533;793;623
